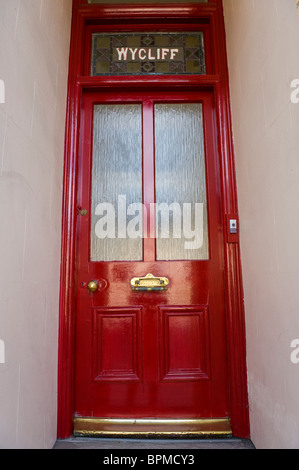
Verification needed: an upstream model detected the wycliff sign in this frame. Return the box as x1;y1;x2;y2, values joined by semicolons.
91;32;206;76
114;47;183;62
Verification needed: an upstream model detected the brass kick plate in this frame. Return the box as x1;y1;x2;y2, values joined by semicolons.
73;418;232;438
130;273;169;292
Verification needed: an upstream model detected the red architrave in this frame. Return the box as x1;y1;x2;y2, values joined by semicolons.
57;0;250;439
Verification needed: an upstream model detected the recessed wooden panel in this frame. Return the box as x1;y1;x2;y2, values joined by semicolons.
159;306;210;381
92;308;142;382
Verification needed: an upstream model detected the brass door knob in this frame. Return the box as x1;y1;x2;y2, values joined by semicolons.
87;281;99;293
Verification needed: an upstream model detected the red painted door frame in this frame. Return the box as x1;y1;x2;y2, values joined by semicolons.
57;0;250;439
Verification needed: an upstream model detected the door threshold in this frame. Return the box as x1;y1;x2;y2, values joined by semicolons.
73;418;232;439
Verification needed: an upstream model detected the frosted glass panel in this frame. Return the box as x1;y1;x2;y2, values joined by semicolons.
91;105;143;262
154;103;209;261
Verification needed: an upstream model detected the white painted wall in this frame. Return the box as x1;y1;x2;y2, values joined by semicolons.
0;0;72;449
223;0;299;449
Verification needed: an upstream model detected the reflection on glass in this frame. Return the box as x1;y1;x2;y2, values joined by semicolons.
154;103;209;260
90;105;143;262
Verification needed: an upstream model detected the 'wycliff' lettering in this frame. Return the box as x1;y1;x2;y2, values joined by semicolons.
115;47;180;62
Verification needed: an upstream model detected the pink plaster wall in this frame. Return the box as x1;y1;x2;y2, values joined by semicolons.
0;0;72;449
223;0;299;449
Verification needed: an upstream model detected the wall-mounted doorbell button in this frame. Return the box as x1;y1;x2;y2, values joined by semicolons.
229;219;238;234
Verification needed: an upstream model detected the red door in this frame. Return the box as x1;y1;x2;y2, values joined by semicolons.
74;90;230;434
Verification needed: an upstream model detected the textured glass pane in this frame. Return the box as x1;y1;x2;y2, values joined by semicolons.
155;103;209;261
91;105;143;262
91;32;206;76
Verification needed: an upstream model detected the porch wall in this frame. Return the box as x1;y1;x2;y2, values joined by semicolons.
0;0;72;448
223;0;299;449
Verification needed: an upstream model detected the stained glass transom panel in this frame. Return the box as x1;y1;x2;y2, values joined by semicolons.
91;33;206;76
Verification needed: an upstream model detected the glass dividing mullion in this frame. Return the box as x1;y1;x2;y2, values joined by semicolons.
142;100;156;262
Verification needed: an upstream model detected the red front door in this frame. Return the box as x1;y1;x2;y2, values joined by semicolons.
74;90;229;430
